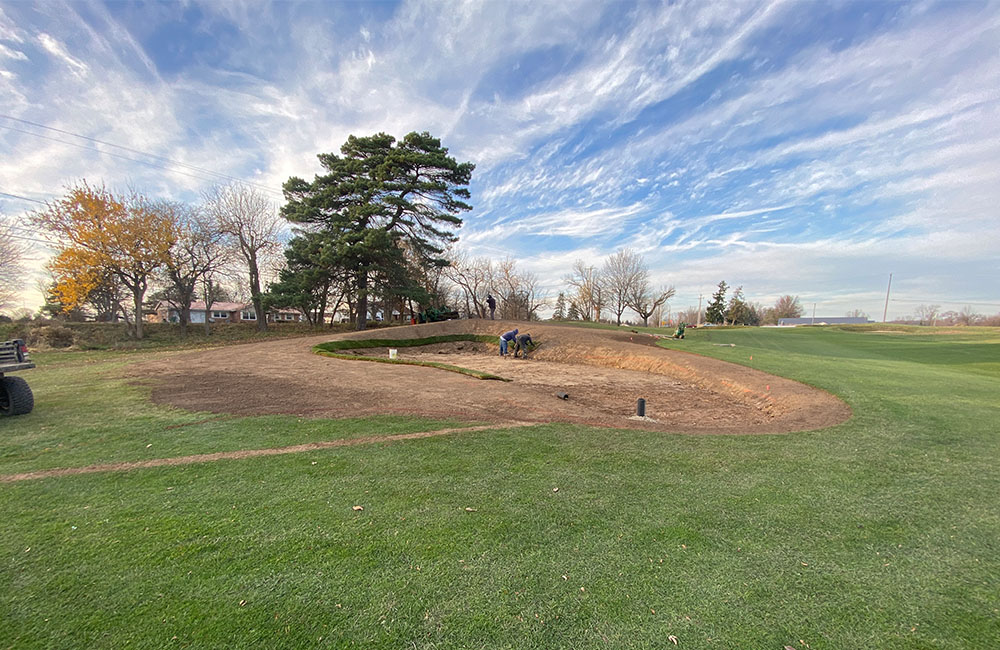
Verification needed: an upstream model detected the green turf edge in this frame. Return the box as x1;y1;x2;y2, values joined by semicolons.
313;334;511;381
315;333;498;351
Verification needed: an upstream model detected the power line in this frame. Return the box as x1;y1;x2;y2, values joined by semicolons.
5;233;53;246
0;114;283;196
891;298;1000;307
1;123;242;187
0;191;48;205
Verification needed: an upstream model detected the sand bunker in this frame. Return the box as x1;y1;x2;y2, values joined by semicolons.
128;320;850;434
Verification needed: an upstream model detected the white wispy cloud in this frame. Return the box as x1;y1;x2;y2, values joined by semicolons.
1;0;997;317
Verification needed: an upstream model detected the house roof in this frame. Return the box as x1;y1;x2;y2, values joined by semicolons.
157;300;302;315
157;300;247;312
191;301;248;312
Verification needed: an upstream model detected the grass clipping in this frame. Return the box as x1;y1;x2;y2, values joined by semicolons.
314;334;511;382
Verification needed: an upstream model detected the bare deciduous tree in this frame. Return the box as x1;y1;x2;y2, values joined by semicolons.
0;214;27;311
444;253;545;321
601;248;645;326
675;306;703;326
204;184;283;332
773;295;803;320
443;249;493;318
626;258;675;327
159;202;229;336
956;305;979;326
564;260;601;321
494;257;545;320
914;303;942;326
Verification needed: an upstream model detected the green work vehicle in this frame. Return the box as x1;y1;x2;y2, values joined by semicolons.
0;339;35;416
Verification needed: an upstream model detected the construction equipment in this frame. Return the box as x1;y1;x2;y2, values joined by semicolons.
417;306;460;323
672;322;687;339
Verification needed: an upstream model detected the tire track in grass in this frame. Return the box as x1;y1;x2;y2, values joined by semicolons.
0;421;536;483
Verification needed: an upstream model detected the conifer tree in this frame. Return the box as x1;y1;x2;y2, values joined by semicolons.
282;132;474;330
705;280;728;324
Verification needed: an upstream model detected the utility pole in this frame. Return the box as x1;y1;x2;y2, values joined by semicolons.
812;302;816;325
697;294;703;326
883;273;893;322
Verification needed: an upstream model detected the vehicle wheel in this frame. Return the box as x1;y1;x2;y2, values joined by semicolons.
0;375;34;416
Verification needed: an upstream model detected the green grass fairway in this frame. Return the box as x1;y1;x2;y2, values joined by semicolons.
2;327;998;649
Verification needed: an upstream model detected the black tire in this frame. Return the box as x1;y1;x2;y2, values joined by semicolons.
0;375;34;416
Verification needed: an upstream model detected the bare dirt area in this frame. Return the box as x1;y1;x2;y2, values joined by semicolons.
126;320;851;435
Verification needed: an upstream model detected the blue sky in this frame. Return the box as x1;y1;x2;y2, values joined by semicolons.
1;0;998;319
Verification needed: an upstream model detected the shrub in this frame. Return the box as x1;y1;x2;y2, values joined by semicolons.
41;325;75;348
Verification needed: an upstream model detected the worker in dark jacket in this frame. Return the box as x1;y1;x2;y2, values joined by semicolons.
499;328;518;356
486;294;496;320
514;333;534;358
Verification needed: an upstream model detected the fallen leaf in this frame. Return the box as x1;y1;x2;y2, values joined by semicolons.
562;575;568;580
146;444;152;448
465;507;477;512
784;646;796;650
239;600;247;607
668;634;678;645
352;505;364;511
552;487;559;492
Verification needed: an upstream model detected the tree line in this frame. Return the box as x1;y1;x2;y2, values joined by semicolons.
8;129;999;333
17;132;476;338
550;249;675;327
26;182;281;339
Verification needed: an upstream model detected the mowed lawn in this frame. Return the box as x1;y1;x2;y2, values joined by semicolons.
1;327;998;649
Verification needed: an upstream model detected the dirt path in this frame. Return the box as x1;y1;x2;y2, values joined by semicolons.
126;320;851;435
0;422;535;483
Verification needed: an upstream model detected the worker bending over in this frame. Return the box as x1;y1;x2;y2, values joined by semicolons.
499;328;518;356
514;333;534;358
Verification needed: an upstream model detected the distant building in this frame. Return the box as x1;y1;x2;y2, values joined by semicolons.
149;301;304;324
778;316;873;326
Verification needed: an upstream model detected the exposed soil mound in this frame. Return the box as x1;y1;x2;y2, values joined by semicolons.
128;320;850;434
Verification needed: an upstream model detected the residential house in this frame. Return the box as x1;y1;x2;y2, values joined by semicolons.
150;301;304;324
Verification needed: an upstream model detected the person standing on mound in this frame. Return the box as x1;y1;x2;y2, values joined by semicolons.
486;294;496;320
499;328;518;356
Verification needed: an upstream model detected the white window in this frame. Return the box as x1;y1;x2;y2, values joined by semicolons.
241;311;257;321
211;311;229;320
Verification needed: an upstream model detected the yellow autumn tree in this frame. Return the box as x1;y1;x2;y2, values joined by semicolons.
31;182;177;339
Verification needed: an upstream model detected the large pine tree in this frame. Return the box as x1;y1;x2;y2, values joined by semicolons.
281;132;474;330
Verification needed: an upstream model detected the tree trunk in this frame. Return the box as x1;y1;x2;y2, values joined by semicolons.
247;251;267;332
132;287;144;340
203;287;214;336
251;294;266;331
317;284;329;328
355;269;368;331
